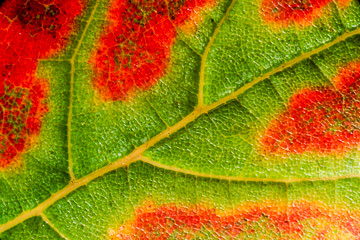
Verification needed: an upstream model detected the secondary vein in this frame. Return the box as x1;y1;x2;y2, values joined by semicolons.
67;0;101;181
198;0;238;106
1;11;360;237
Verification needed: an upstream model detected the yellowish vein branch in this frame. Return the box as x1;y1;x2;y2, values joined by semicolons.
0;157;132;234
1;19;360;236
40;213;70;240
198;0;237;106
204;28;360;110
139;155;360;183
67;0;101;181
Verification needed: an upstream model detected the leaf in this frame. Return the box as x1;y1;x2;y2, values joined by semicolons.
1;0;360;239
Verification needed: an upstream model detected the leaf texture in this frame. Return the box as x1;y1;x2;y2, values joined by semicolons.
1;0;360;239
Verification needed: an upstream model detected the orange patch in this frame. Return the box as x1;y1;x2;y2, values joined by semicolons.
109;201;360;239
261;0;351;27
260;61;360;156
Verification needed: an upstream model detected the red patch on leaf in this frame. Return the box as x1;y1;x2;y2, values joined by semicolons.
261;0;351;26
0;80;48;168
90;0;215;101
109;201;360;239
0;0;83;169
260;62;360;155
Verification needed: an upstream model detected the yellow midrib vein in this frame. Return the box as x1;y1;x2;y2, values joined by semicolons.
2;12;360;238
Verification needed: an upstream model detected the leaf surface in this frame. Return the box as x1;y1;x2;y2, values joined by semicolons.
2;0;360;239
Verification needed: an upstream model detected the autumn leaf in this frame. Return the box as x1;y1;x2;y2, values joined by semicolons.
1;0;360;239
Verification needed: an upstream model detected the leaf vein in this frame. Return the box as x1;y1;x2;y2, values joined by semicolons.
2;12;360;236
198;0;238;106
67;0;102;181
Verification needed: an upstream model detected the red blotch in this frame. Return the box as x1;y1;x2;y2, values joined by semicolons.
90;0;216;101
109;201;360;239
260;62;360;155
0;0;83;169
261;0;351;27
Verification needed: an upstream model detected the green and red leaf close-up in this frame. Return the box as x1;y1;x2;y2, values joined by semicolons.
2;0;360;239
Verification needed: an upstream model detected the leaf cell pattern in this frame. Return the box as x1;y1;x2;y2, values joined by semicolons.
260;61;360;155
0;0;83;168
0;81;47;168
261;0;351;26
89;0;216;101
110;201;360;239
1;0;360;239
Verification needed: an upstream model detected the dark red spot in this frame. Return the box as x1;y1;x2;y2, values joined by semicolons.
90;0;215;101
110;201;360;239
1;0;84;58
0;0;83;169
260;62;360;155
261;0;351;26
